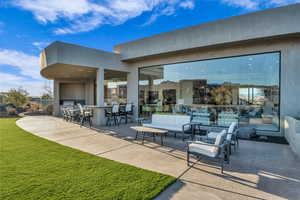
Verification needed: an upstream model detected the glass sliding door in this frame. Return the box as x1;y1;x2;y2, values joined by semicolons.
139;52;280;132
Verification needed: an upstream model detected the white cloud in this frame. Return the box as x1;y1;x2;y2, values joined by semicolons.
180;0;195;9
0;49;40;79
221;0;258;10
220;0;300;10
32;41;50;50
143;0;195;26
268;0;300;6
12;0;196;34
0;72;50;96
13;0;93;23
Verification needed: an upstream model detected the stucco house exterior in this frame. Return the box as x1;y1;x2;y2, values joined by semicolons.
40;4;300;140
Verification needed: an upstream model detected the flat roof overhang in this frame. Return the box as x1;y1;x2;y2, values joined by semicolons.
115;4;300;61
40;63;97;80
41;63;129;81
40;41;129;80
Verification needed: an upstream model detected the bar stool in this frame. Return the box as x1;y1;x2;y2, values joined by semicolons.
119;103;133;124
105;104;120;126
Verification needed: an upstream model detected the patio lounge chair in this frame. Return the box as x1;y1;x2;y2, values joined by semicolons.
207;122;239;152
187;130;228;173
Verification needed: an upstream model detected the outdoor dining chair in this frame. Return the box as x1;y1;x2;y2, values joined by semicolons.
119;103;133;124
62;108;68;121
78;104;92;128
105;104;120;126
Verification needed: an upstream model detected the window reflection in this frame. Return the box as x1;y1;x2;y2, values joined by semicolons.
104;71;127;105
139;52;280;131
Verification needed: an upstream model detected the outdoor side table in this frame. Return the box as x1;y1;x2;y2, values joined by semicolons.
130;126;168;145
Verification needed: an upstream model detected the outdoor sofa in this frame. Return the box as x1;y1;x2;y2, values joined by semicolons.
142;114;195;139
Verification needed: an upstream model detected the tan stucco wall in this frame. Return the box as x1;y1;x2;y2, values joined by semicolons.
60;83;85;100
124;37;300;136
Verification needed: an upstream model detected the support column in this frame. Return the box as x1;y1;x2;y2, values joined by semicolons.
53;80;60;116
92;68;106;126
85;79;95;105
96;68;105;106
127;68;139;118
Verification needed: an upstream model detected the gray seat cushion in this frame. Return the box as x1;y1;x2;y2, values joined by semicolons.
189;142;218;157
207;132;219;139
214;130;226;146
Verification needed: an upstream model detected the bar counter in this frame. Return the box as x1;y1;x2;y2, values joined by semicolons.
85;105;112;126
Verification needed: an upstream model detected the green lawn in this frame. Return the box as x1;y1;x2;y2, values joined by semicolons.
0;118;175;200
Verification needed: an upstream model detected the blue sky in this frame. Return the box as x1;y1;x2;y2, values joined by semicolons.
0;0;298;96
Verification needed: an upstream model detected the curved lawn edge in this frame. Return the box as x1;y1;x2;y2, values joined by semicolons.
1;118;176;200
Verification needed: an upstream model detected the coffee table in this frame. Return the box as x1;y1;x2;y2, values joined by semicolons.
130;126;168;145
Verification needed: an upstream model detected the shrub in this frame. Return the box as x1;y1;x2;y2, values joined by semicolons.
6;107;17;115
46;104;53;115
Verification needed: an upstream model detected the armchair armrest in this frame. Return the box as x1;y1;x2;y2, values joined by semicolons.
182;122;202;132
194;135;215;143
183;122;202;126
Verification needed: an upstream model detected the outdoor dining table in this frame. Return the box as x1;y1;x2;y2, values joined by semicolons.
130;126;168;145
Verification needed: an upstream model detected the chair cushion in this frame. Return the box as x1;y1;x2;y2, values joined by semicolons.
144;114;191;131
214;130;226;146
143;123;182;131
151;114;190;125
125;104;132;112
207;132;219;139
226;134;232;141
228;122;237;134
189;143;218;157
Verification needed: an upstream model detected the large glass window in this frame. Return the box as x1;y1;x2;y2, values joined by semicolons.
104;70;127;104
139;52;280;131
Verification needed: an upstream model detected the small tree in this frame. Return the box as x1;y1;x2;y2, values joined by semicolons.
41;82;53;115
42;82;53;98
211;86;232;105
41;93;52;101
5;88;29;108
41;82;53;102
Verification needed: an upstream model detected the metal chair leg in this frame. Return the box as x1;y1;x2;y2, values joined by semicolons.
88;117;92;128
221;158;224;174
80;117;84;127
142;131;145;144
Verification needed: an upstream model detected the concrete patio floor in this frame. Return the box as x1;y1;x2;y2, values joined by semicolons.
17;116;300;200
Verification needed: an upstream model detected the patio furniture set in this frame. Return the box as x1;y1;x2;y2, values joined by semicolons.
62;105;238;173
61;103;134;127
104;104;134;126
131;114;239;173
62;104;93;127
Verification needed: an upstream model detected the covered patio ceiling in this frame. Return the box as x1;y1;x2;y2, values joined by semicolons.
41;63;128;81
41;63;97;80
